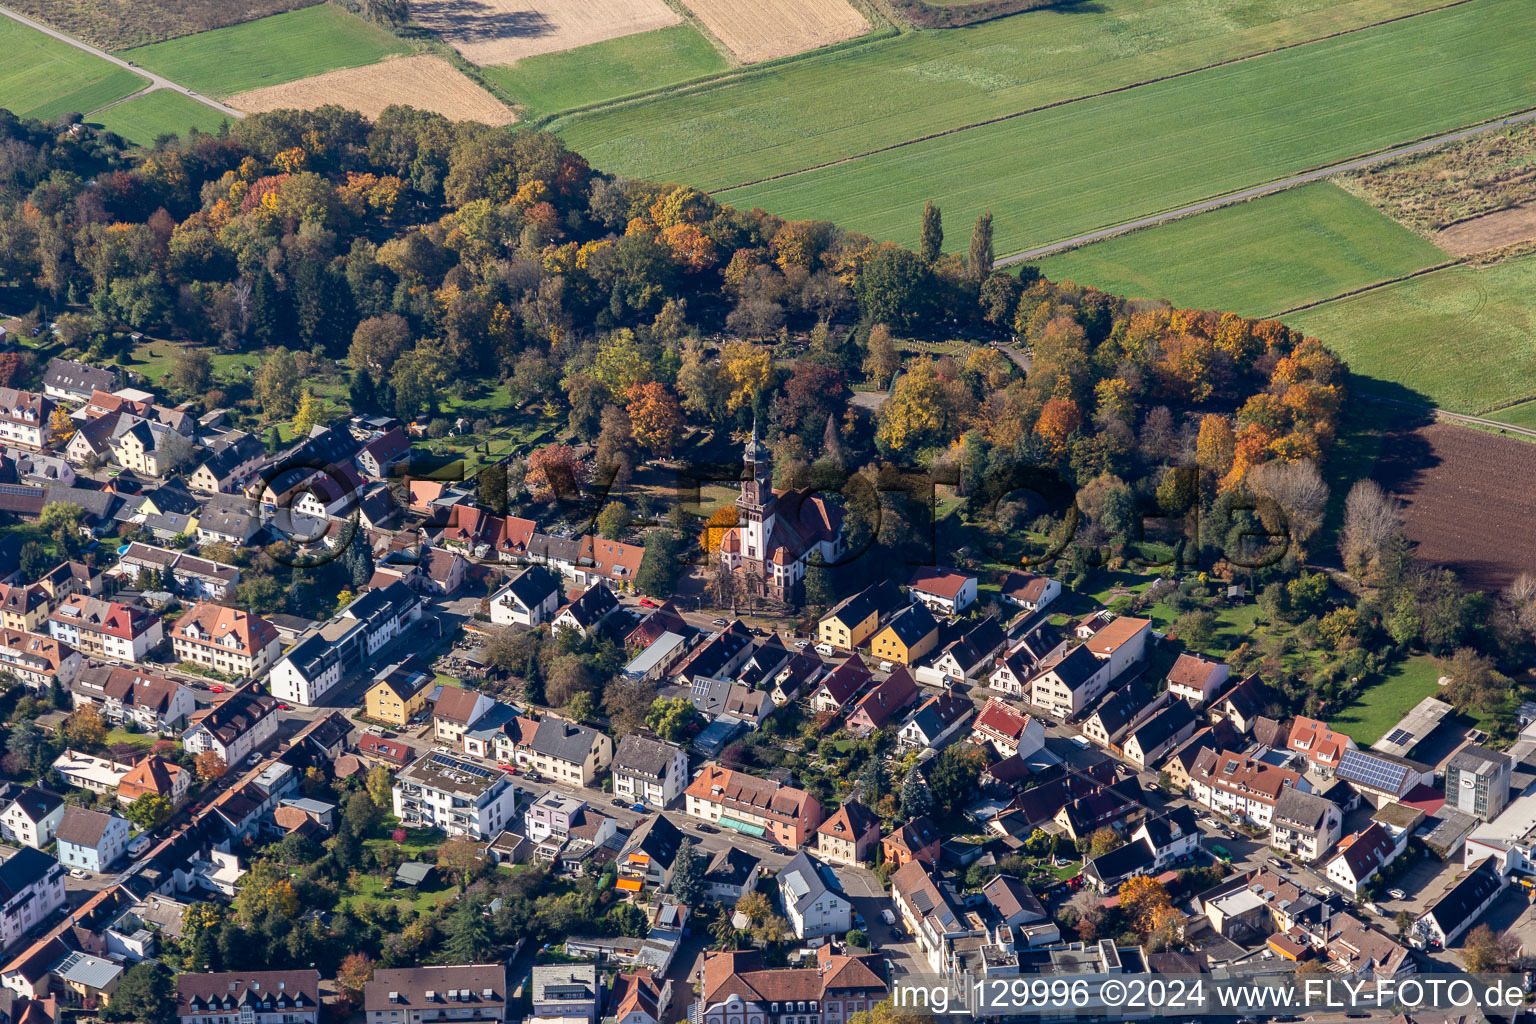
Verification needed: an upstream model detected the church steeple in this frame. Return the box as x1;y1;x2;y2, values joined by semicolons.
744;411;769;465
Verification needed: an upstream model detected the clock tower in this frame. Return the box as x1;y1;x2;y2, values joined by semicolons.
738;415;775;566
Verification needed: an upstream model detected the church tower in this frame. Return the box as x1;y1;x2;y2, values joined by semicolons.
738;415;775;564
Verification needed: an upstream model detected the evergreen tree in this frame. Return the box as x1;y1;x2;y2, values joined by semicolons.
670;838;705;906
349;369;377;414
442;900;492;962
48;676;67;710
822;412;844;466
110;960;176;1024
250;271;282;349
266;426;282;453
634;530;682;597
803;550;835;611
478;461;509;515
901;769;933;819
346;527;374;589
967;213;994;282
919;201;943;263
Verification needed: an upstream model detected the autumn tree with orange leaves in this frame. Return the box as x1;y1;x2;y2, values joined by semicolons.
626;381;685;456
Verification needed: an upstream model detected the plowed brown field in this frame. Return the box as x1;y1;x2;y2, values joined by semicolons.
408;0;681;65
1372;420;1536;589
229;55;515;125
679;0;869;62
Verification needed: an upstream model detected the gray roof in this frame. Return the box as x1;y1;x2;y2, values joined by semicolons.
1271;787;1337;835
777;850;841;916
43;358;119;396
50;950;122;991
500;564;561;610
54;806;120;848
614;734;681;782
530;718;602;765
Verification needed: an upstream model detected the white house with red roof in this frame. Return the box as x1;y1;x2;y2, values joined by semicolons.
1166;652;1230;705
969;698;1045;760
809;657;873;714
1287;716;1358;778
906;567;977;616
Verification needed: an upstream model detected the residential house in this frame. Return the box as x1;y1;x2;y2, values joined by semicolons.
1189;750;1310;827
809;657;873;715
552;584;620;638
611;735;688;809
356;428;411;481
608;970;667;1024
777;851;851;939
616;813;684;893
363;657;433;727
1121;699;1198;769
192;496;260;546
1209;674;1275;734
176;971;321;1024
969;698;1045;760
896;692;973;753
364;965;508;1024
0;627;82;690
54;808;129;874
268;581;422;705
355;735;411;770
869;604;939;667
530;965;602;1024
108;417;186;477
51;949;123;1007
70;664;194;734
433;686;495;744
572;536;645;591
0;582;50;633
1166;654;1230;705
0;849;66;953
0;790;64;849
1080;683;1161;750
489;565;563;627
51;750;134;796
890;859;972;974
845;668;918;738
115;544;239;601
41;359;119;404
816;581;904;652
684;765;823;847
0;389;52;449
1414;857;1504;948
116;756;189;810
1029;645;1113;720
931;616;1007;684
418;547;469;597
1162;721;1240;792
1080;616;1151;680
1325;823;1401;896
187;432;267;496
703;847;760;903
815;801;880;867
906;567;977;616
1269;787;1344;863
392;750;517;840
168;603;281;680
881;815;942;869
525;792;585;845
675;622;755;687
999;571;1060;614
694;949;886;1024
181;682;279;766
1288;717;1358;779
1321;913;1416;977
517;717;613;787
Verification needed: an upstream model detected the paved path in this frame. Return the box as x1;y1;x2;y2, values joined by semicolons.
999;106;1536;265
0;3;244;119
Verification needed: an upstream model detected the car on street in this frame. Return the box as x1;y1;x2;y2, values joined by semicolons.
639;598;655;607
208;685;225;693
881;909;896;925
500;765;518;774
696;823;720;834
69;868;89;879
612;798;627;807
1389;888;1407;900
794;640;810;649
769;845;788;855
1316;885;1334;897
712;618;728;626
277;704;293;711
127;835;150;857
815;642;836;656
1070;735;1092;750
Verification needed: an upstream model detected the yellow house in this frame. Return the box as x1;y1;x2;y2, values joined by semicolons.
363;658;433;726
816;580;902;651
870;603;939;667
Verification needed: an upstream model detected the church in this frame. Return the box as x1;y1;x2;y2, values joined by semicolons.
715;421;845;604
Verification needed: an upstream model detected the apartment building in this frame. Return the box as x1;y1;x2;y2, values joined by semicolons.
392;750;518;840
684;765;823;847
47;596;162;663
169;603;281;680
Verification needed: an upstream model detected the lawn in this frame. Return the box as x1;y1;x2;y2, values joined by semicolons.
557;0;1451;190
1034;183;1446;317
340;870;455;913
1285;253;1536;414
117;5;409;98
92;90;231;144
483;25;730;121
1329;654;1442;746
715;0;1536;257
103;728;158;753
0;16;146;121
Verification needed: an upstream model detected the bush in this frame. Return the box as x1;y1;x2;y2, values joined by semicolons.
846;928;867;948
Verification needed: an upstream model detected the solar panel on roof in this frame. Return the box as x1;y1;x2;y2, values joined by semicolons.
429;752;494;780
1383;728;1413;746
1337;749;1409;792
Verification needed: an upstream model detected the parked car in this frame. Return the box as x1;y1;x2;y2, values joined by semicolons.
696;823;720;834
815;642;836;656
881;909;896;925
1389;888;1407;900
208;685;225;693
1317;885;1334;897
639;597;655;607
69;868;89;879
795;639;810;649
127;835;150;857
1070;735;1092;750
612;798;627;808
711;618;728;626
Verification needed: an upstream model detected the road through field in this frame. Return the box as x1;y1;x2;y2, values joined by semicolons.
0;2;242;118
998;107;1536;266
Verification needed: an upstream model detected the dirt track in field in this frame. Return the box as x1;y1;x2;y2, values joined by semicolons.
679;0;868;62
408;0;680;65
229;54;515;125
1435;203;1536;255
1371;420;1536;589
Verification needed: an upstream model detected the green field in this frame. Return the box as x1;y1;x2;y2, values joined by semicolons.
556;0;1456;190
93;89;230;144
484;25;729;121
0;17;147;121
1489;400;1536;430
1286;253;1536;414
118;5;408;98
716;0;1536;257
1036;183;1446;316
1330;654;1440;745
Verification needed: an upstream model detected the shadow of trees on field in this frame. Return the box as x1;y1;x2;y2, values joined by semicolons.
409;0;553;40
